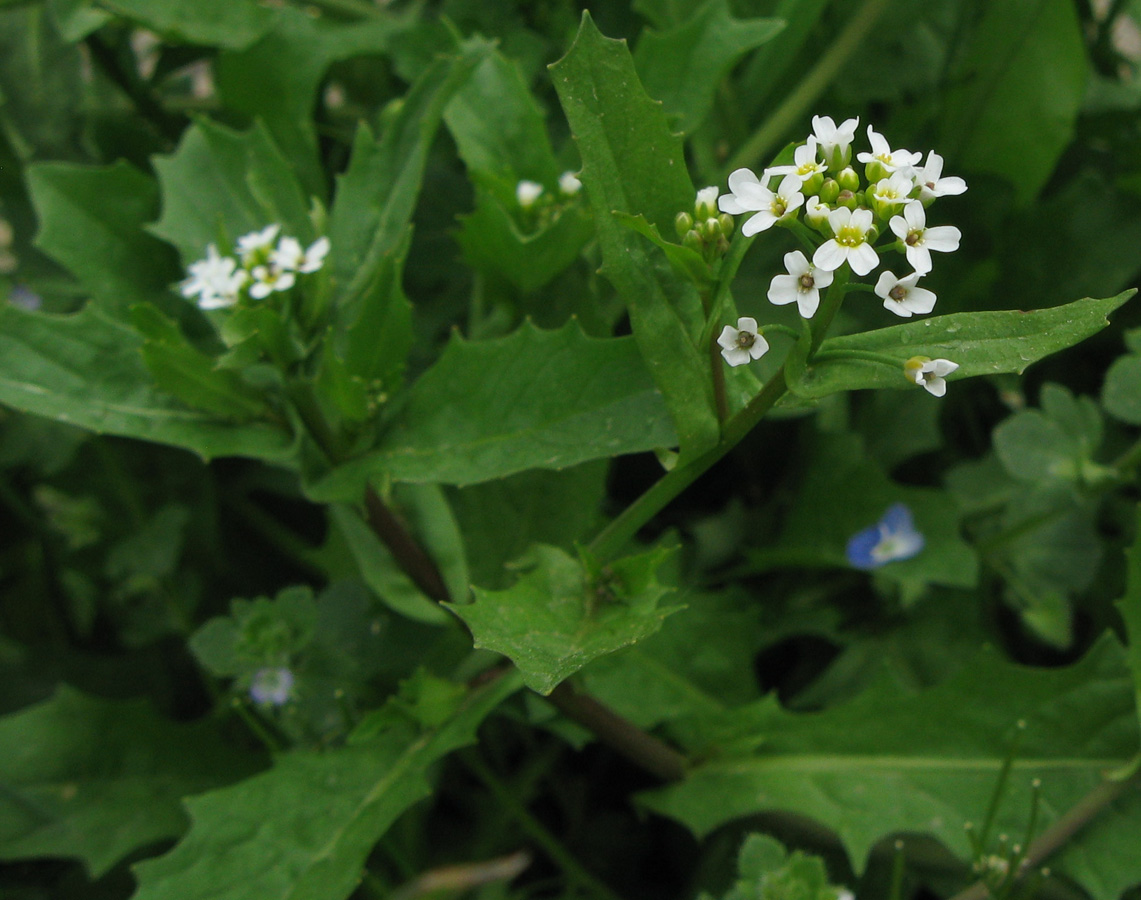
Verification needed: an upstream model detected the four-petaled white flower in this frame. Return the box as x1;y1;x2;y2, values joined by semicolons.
769;250;834;318
889;201;961;274
717;317;769;367
249;263;296;300
718;169;804;236
904;356;959;397
769;135;828;182
273;236;330;274
871;170;917;208
811;115;859;168
558;171;582;195
181;244;248;310
857;127;921;173
875;270;936;318
236;224;281;264
516;180;544;208
915;151;967;203
813;206;879;275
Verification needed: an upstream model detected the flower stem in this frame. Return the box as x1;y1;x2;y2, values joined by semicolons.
725;0;893;175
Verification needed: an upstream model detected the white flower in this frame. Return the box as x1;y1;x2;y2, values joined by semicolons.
248;264;296;300
236;224;281;264
803;195;830;228
915;151;967;202
558;171;582;195
857;127;921;172
695;185;719;208
717;317;769;367
811;115;859;168
250;667;294;706
813;206;879;275
769;135;827;182
516;180;544;208
769;250;834;318
889;201;961;274
904;356;959;397
871;170;917;208
875;270;936;317
180;244;248;310
718;170;804;236
273;235;330;274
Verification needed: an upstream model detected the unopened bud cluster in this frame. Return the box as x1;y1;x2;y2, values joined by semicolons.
513;171;583;231
675;186;735;263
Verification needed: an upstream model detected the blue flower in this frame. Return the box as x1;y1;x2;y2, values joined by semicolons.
846;503;925;570
250;666;294;706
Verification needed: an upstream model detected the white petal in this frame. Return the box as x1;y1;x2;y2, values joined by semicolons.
922;225;961;252
721;345;752;367
783;250;810;277
923;377;947;398
741;210;777;236
718;195;749;215
749;334;770;359
874;270;899;299
813;240;846;272
768;274;801;306
935;176;967;195
848;242;880;276
797;288;821;319
903;201;926;230
905;245;933;275
903;286;937;315
717;325;739;351
849;207;874;233
813;266;834;288
883;298;913;317
826;206;852;234
737;316;758;334
930;359;959;376
889;215;909;241
727;168;762;195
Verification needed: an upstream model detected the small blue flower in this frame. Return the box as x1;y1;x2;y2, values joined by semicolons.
250;666;294;706
846;503;925;570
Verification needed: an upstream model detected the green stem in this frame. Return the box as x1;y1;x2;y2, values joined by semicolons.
590;274;852;562
725;0;893;175
461;751;630;900
811;348;900;368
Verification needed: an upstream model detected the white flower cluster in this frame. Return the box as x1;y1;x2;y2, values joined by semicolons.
180;224;330;310
714;117;968;396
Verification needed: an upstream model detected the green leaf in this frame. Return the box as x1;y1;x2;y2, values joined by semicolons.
0;303;294;462
551;12;719;459
615;212;712;288
328;38;492;307
26;161;181;314
793;291;1136;399
449;544;681;695
444;50;560;184
216;7;412;196
633;0;782;135
1118;505;1141;743
94;0;278;49
721;834;847;900
132;305;272;421
640;637;1139;875
47;0;110;42
309;320;677;496
150;119;313;268
939;0;1088;204
190;586;319;679
1102;352;1141;425
130;671;522;900
993;385;1103;483
456;189;594;294
0;686;261;877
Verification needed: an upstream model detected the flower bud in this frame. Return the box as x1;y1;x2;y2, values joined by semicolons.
682;230;703;254
801;171;824;197
819;178;840;204
863;161;887;185
675;211;694;239
699;217;720;241
804;196;830;230
837;190;858;210
718;213;735;237
836;167;860;193
695;186;719;220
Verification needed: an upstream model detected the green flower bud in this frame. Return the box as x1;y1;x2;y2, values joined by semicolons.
675;211;694;240
802;171;824;197
682;230;704;254
699;217;720;241
863;161;887;185
836;167;860;193
819;178;840;204
837;190;858;210
718;213;735;236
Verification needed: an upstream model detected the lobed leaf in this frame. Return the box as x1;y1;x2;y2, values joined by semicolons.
641;637;1139;877
94;0;278;49
449;544;681;695
308;320;677;496
551;12;719;458
0;303;294;462
130;672;521;900
0;687;261;878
